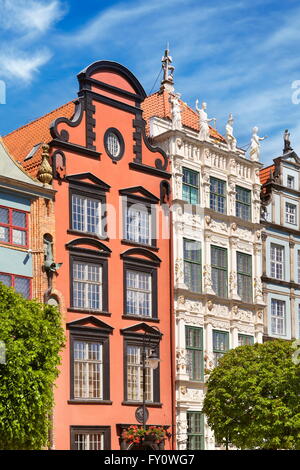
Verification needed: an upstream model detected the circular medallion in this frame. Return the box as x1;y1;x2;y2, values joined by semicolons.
135;406;149;424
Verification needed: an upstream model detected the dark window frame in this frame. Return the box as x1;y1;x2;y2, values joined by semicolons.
69;252;109;315
123;261;158;320
69;327;111;403
213;330;229;366
183;238;202;293
237;251;252;303
187;412;205;450
182;167;199;204
238;334;254;346
236;186;251;221
210;177;226;214
0;205;29;248
185;326;204;381
122;332;161;406
70;425;111;450
0;271;31;299
122;196;157;248
104;127;125;162
211;245;228;298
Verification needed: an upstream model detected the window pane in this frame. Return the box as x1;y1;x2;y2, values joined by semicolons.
127;345;153;402
236;187;251;221
12;229;26;245
211;246;227;297
270;244;284;280
187;412;204;450
0;207;9;224
0;273;12;287
126;205;150;245
14;277;30;298
184;239;201;292
182;168;199;204
72;195;85;232
271;299;286;335
73;262;102;310
0;226;9;242
87;199;100;234
186;327;203;381
213;330;228;366
126;270;152;317
12;210;26;228
74;432;104;450
210;177;226;213
237;252;252;302
238;334;254;346
74;341;103;399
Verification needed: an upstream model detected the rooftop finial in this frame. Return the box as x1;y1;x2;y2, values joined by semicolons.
161;45;174;92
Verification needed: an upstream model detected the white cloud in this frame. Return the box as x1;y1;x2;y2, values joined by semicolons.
0;0;67;82
0;49;52;82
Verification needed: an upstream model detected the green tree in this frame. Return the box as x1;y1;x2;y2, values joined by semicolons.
203;340;300;449
0;282;65;449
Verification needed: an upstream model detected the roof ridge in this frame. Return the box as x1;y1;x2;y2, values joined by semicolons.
3;100;75;138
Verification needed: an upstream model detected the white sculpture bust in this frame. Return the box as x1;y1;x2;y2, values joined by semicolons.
195;100;216;142
225;113;237;151
250;126;268;161
169;93;182;130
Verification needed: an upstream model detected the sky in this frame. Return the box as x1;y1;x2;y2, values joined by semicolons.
0;0;300;165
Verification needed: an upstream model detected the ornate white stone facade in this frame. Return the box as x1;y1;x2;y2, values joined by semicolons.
150;107;265;449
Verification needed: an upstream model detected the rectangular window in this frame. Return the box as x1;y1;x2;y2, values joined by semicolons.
287;175;295;189
126;345;153;402
73;340;103;399
125;204;151;245
237;252;252;302
285;202;296;225
0;206;28;247
72;194;102;235
186;327;203;381
236;186;251;221
182;168;199;204
211;246;228;298
70;426;110;450
183;239;201;292
187;412;204;450
298;250;300;284
210;177;226;214
126;270;152;317
270;244;284;280
271;299;286;336
238;334;254;346
0;273;31;298
72;261;103;310
213;330;229;366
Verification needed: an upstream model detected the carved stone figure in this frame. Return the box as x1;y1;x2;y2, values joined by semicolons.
161;47;174;83
225;113;237;151
195;100;216;142
249;127;267;161
169;93;182;130
283;129;293;153
37;144;53;185
176;349;187;373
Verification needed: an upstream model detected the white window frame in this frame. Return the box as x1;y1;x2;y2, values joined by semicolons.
125;204;151;245
72;194;102;235
126;345;153;402
287;175;295;189
270;244;284;280
285;202;297;225
271;299;286;336
73;340;103;399
126;270;152;317
72;262;103;310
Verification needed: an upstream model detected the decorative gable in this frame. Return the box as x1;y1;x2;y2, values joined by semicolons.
121;322;162;338
119;186;159;203
67;172;110;192
67;315;113;333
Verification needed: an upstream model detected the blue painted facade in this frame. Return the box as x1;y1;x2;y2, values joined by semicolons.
261;150;300;340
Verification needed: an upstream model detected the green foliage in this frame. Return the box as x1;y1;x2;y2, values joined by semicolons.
203;340;300;449
0;283;65;449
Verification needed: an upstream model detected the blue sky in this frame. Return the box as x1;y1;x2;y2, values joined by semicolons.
0;0;300;165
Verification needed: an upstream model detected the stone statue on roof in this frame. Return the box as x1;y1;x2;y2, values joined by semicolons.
195;100;216;142
250;126;268;162
169;93;182;130
225;113;237;151
161;48;175;84
283;129;293;153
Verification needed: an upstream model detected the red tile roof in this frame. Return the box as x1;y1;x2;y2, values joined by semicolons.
142;89;226;142
259;165;275;185
2;102;75;177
